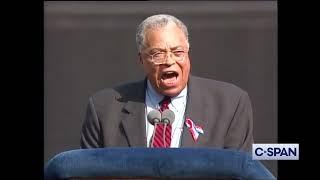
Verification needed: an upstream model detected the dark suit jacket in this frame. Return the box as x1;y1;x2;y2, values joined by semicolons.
80;75;253;152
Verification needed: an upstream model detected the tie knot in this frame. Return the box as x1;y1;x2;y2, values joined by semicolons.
159;96;171;112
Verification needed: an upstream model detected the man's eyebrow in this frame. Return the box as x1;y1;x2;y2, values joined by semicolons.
149;46;184;52
170;46;184;50
149;48;165;52
147;48;166;54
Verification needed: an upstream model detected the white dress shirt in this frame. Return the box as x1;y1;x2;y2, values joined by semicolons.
145;80;187;148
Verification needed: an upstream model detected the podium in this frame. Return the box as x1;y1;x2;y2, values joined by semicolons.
44;148;275;180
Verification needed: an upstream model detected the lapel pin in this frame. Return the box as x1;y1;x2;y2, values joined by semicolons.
185;118;204;142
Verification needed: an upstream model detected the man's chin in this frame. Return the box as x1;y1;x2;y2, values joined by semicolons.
159;86;183;97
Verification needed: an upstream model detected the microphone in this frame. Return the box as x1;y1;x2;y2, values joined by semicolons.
161;109;175;147
161;109;175;125
147;110;161;147
147;110;161;125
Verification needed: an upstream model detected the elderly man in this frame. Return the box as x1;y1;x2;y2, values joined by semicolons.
80;14;253;152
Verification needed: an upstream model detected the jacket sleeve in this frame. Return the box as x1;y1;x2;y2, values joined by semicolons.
80;97;103;148
225;91;254;152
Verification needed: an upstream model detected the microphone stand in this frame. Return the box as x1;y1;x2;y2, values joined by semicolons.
150;122;158;148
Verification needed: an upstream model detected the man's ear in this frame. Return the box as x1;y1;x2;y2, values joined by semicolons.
138;53;143;64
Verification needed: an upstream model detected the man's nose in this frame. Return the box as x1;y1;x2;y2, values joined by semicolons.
163;53;175;66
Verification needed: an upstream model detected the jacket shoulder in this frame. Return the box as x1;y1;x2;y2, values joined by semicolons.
90;79;145;106
190;76;247;96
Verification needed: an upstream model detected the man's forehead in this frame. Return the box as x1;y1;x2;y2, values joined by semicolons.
142;24;188;51
143;34;188;51
145;25;186;39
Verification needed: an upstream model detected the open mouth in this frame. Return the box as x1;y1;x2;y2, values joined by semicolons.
160;71;179;86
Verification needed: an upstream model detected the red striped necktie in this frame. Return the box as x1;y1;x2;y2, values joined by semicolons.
151;96;172;148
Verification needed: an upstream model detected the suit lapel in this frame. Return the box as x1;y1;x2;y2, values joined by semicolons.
181;75;206;147
120;79;147;147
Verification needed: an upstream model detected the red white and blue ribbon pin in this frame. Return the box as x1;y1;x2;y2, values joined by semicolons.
185;118;204;141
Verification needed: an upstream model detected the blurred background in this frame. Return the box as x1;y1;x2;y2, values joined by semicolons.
44;1;277;177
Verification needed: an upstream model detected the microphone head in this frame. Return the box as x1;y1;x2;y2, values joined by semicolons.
161;109;175;125
147;110;161;125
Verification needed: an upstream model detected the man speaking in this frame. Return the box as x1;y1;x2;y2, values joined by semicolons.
80;14;253;152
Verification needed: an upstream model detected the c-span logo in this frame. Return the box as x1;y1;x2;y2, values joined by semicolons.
252;144;299;160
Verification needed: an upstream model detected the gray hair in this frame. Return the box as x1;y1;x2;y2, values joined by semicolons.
136;14;189;52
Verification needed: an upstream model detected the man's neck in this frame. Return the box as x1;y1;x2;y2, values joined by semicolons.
146;79;187;100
